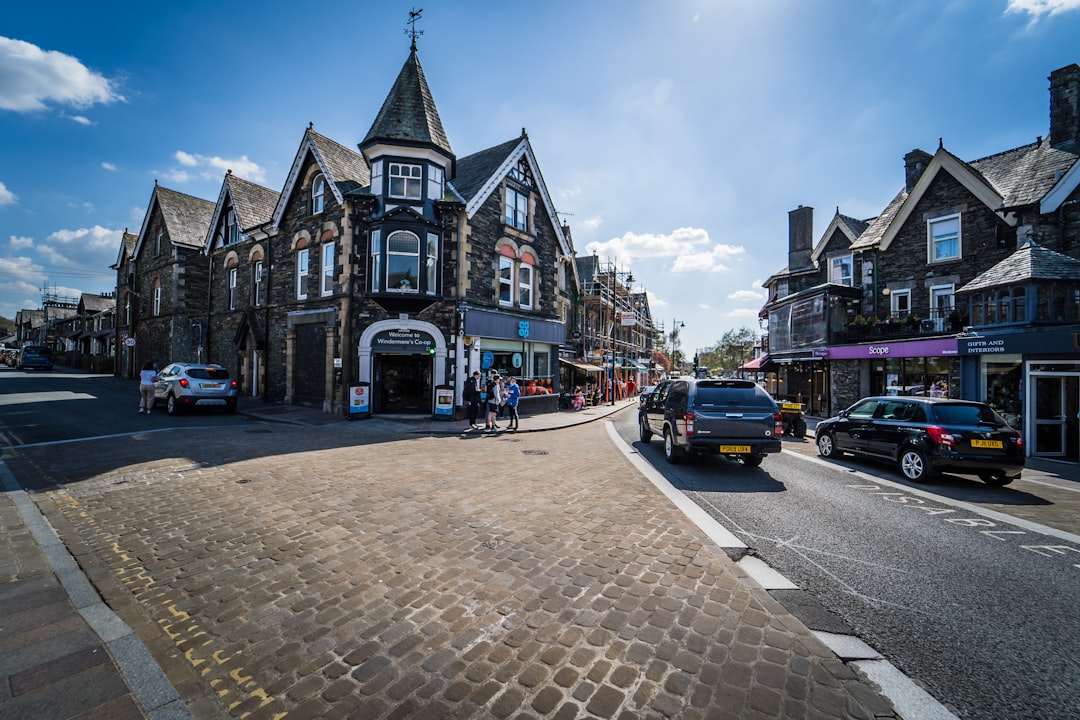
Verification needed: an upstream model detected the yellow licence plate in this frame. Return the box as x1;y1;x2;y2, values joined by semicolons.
970;439;1003;449
720;445;752;454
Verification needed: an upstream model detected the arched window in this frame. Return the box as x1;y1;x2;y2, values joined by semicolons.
312;174;326;214
386;231;419;292
519;253;535;309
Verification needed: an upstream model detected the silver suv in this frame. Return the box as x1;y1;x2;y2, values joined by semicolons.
154;363;238;415
638;378;783;466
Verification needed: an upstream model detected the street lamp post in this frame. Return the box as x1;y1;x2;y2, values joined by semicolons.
670;318;684;377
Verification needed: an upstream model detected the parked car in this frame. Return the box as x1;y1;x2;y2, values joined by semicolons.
153;363;238;415
17;345;53;371
638;378;783;466
815;396;1023;485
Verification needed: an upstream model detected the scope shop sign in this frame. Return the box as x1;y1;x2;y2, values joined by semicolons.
372;329;435;354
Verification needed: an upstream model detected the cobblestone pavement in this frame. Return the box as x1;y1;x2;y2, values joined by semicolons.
3;418;898;720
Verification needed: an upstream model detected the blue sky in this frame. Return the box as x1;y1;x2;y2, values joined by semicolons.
2;0;1079;354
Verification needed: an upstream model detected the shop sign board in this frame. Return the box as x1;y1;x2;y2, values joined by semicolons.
372;329;435;354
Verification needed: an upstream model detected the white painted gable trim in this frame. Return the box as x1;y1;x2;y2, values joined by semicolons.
271;133;345;230
879;150;1014;253
1041;157;1080;213
203;178;232;254
130;186;162;261
458;138;572;258
810;214;859;264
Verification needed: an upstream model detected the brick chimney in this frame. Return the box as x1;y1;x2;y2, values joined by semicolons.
787;206;814;272
904;149;933;192
1049;64;1080;153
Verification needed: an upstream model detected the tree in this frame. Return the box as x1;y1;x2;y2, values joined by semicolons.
696;326;758;376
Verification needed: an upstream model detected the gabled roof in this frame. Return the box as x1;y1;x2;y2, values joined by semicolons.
79;294;114;313
450;132;573;258
361;45;452;158
850;188;909;251
271;127;370;229
112;230;139;270
204;172;280;252
970;139;1079;210
959;241;1080;292
811;209;870;264
133;185;215;258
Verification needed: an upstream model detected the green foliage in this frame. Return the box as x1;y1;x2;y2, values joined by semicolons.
695;326;758;376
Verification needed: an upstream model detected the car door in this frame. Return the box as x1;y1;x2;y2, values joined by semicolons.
834;399;881;453
154;365;175;400
868;400;921;458
644;381;671;435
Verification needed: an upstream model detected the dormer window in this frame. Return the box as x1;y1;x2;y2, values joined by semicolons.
388;163;422;200
830;255;853;286
312;174;326;214
227;209;240;245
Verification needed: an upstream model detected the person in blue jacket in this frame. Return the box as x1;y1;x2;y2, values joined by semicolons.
504;376;521;430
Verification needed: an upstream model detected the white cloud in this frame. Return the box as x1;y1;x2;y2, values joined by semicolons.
728;289;766;301
697;303;711;310
0;36;123;112
726;308;761;318
0;180;16;206
172;150;266;183
161;169;191;183
9;235;33;249
0;256;45;292
38;225;122;271
102;162;116;171
581;217;603;230
70;114;91;125
587;227;745;273
1006;0;1080;18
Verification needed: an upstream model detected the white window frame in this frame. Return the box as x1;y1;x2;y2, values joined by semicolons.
386;231;420;293
371;230;382;292
152;286;161;316
321;243;335;296
891;289;911;318
388;163;422;200
518;262;534;309
227;209;239;245
427;164;444;202
228;267;238;310
929;284;955;331
928;214;961;263
499;256;514;306
253;261;263;307
312;174;326;214
296;248;309;300
505;187;528;231
425;233;438;296
830;255;853;286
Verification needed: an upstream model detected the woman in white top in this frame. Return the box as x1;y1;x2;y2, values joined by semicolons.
138;360;158;414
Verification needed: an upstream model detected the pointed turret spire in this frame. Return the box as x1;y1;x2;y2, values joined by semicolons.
360;45;452;158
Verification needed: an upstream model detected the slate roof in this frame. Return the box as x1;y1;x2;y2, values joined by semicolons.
79;294;115;313
850;188;908;250
361;47;452;157
959;241;1080;292
451;137;521;203
837;213;870;238
155;186;216;249
308;129;370;194
969;140;1080;210
226;174;279;230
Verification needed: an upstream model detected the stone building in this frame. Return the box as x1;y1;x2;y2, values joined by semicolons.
761;63;1080;461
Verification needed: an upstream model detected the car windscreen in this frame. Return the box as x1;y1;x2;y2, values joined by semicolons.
187;368;230;380
694;386;764;406
23;347;51;356
931;403;1006;426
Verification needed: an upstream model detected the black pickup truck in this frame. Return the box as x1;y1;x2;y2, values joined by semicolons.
638;378;783;466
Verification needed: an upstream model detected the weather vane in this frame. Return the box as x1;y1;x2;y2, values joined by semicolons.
405;7;424;48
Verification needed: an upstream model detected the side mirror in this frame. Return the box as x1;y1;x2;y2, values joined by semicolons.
838;410;849;418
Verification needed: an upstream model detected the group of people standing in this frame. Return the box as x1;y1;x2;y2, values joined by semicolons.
463;369;520;431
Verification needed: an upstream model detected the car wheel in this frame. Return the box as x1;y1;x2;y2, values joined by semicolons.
979;471;1014;487
899;448;934;483
817;432;838;458
638;415;653;442
742;455;763;467
793;418;807;439
663;429;683;464
166;394;182;416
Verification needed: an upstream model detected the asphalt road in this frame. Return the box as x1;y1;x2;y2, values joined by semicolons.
612;410;1080;720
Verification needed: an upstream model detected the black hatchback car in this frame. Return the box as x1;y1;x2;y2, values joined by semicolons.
815;397;1024;485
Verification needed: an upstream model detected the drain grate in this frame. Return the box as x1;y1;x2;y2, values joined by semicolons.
520;449;548;455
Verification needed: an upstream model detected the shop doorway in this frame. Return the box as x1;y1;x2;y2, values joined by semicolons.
1031;373;1080;460
374;353;432;414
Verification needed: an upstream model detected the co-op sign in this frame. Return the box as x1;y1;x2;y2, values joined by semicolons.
372;329;435;354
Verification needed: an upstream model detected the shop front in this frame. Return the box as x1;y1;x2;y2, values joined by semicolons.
824;337;959;413
357;319;447;416
460;308;565;414
959;330;1080;461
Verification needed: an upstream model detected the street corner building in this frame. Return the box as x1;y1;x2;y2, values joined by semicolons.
114;40;583;419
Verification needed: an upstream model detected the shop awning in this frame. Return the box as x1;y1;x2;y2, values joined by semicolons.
559;358;604;373
620;358;648;370
739;353;774;371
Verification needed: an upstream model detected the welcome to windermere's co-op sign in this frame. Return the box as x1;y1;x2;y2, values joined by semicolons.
371;329;435;354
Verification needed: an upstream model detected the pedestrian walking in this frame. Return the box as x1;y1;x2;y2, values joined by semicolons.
138;360;158;414
504;376;521;430
463;370;483;429
485;371;504;431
